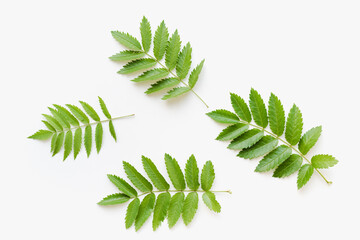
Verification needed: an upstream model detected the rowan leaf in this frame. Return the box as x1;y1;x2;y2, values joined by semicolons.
125;198;140;229
228;129;264;150
109;50;145;61
73;128;82;159
28;130;53;140
249;88;268;128
142;156;170;191
206;109;240;124
176;43;192;79
140;16;152;52
268;93;285;136
188;59;205;88
201;161;215;191
107;174;137;197
285;104;303;145
132;68;169;82
98;193;130;206
84;125;92;157
238;135;278;159
297;164;314;189
162;87;190;100
165;30;181;70
79;101;100;122
145;78;180;94
255;145;292;172
152;192;171;231
135;193;156;231
165;153;185;190
273;154;302;178
182;192;198;226
111;31;142;51
185;155;200;191
216;123;249;141
153;21;169;60
299;126;322;155
63;131;73;161
123;161;153;192
167;192;185;228
202;192;221;213
230;93;252;122
95;123;103;153
118;58;157;74
311;154;338;169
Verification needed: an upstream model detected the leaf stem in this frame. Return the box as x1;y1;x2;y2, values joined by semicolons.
143;52;209;108
239;120;332;184
136;189;232;198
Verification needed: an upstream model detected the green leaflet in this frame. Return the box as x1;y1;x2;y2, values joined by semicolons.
73;128;82;159
201;161;215;191
142;156;170;191
285;104;303;145
165;30;181;70
42;120;56;132
176;43;192;79
185;155;200;191
98;193;130;206
145;78;180;94
66;104;89;124
125;198;140;229
188;60;205;88
273;154;302;178
79;101;100;122
135;193;156;231
311;155;338;169
123;161;153;192
162;87;191;100
238;135;278;159
152;193;171;231
255;145;292;172
107;174;137;197
297;164;314;189
228;129;264;150
167;192;185;228
182;192;198;226
53;104;79;126
52;132;64;156
299;126;322;155
109;120;117;141
202;192;221;213
118;58;157;74
28;130;53;140
63;131;73;161
42;114;63;131
216;123;249;141
84;125;92;157
48;107;70;129
230;93;252;122
109;50;145;61
132;68;169;82
95;123;103;153
50;133;57;153
140;16;152;53
206;109;240;124
165;153;185;190
249;88;268;128
98;96;111;119
153;21;169;60
111;31;142;51
268;93;285;136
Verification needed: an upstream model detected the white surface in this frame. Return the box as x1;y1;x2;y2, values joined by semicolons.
1;0;359;239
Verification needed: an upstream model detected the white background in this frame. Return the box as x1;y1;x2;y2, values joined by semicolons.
1;0;359;239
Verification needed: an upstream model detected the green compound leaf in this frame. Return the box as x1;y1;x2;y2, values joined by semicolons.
167;192;185;228
165;30;181;70
152;192;171;231
268;93;285;136
123;161;153;192
255;145;292;172
206;109;240;124
176;43;192;79
140;16;152;53
238;135;278;159
153;21;169;60
125;198;140;229
297;164;314;189
201;161;215;191
165;153;185;191
107;174;137;197
145;78;180;94
63;131;73;161
135;193;156;231
118;58;157;74
162;87;191;100
132;68;169;82
311;155;338;169
249;88;268;128
285;104;303;145
98;193;130;206
230;93;252;122
299;126;322;155
28;130;53;140
273;154;302;178
142;156;170;191
182;192;198;226
185;155;200;191
202;192;221;213
216;123;249;141
228;129;264;150
111;31;142;51
188;59;205;88
109;50;145;61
